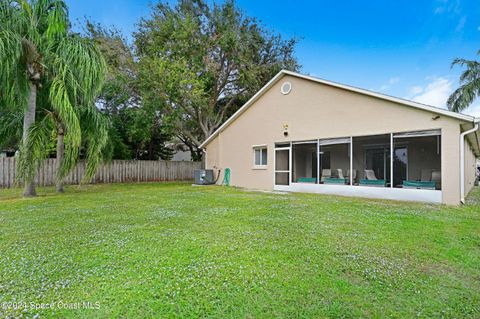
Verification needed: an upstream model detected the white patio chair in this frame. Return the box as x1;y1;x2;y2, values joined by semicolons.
321;169;331;183
337;169;345;179
364;169;377;180
421;169;432;181
347;169;356;181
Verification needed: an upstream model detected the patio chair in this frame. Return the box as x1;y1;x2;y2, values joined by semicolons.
324;177;348;185
403;168;440;190
402;180;436;189
320;169;331;183
421;169;432;181
346;169;356;182
322;169;347;185
431;170;441;189
297;177;316;183
360;169;386;187
399;169;437;189
364;169;377;180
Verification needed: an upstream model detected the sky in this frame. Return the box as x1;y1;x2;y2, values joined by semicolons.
66;0;480;117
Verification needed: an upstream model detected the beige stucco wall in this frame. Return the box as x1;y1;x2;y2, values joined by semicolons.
464;139;477;196
205;75;465;205
205;132;221;180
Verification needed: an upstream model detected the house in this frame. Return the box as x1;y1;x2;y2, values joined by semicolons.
200;70;480;205
0;149;16;158
169;141;192;161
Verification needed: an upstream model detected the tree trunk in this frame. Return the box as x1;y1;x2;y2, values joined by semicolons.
22;82;37;197
56;128;65;193
192;147;203;162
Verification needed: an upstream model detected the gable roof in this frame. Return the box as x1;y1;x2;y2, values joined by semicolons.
200;69;479;148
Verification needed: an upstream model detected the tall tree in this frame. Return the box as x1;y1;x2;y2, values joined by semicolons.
86;22;174;160
447;50;480;112
135;0;300;159
25;99;111;193
0;0;106;196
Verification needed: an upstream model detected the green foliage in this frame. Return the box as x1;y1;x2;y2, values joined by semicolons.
135;0;300;158
0;108;22;150
85;22;175;160
0;0;109;185
1;183;480;317
17;115;55;183
79;107;111;181
447;50;480;112
2;0;300;164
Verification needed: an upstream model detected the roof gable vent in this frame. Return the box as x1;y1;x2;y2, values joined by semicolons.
280;81;292;95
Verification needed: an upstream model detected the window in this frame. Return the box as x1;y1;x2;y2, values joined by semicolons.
253;146;268;167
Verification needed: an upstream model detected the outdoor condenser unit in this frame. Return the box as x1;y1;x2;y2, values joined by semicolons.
194;169;215;185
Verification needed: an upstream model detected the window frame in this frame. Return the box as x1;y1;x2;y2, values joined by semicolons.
252;145;268;169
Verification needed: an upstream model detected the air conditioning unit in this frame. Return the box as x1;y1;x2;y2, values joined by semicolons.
194;169;215;185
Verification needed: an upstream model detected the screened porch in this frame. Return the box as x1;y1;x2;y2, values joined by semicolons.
274;130;442;202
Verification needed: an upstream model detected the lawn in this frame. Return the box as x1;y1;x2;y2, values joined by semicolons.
0;183;479;318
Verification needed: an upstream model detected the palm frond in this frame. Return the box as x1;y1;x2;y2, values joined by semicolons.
80;107;111;182
447;78;480;112
0;29;28;109
53;35;107;103
49;73;81;179
16;115;55;183
452;58;480;84
43;0;69;40
0;1;29;35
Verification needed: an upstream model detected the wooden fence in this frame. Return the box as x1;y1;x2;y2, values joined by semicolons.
0;157;201;188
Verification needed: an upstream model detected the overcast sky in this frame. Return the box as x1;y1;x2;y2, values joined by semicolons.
67;0;480;117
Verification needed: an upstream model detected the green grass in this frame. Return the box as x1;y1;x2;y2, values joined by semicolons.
1;182;479;318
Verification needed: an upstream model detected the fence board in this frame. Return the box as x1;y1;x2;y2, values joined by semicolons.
0;158;201;188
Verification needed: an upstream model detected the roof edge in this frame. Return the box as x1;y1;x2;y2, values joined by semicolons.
199;70;287;148
200;70;477;148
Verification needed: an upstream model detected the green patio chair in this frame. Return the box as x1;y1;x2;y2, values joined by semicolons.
324;177;347;185
402;180;436;190
360;169;386;187
359;179;386;187
297;177;316;183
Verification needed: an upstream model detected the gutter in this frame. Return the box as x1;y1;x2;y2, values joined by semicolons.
460;119;480;203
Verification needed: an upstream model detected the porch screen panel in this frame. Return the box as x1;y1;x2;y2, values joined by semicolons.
393;131;441;189
275;149;290;186
319;138;351;185
292;143;317;183
352;134;391;187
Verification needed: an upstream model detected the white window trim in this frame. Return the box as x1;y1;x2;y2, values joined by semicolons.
253;145;268;169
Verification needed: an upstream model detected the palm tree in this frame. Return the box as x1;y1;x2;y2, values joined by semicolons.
447;51;480;113
0;0;106;196
25;88;111;192
1;91;111;193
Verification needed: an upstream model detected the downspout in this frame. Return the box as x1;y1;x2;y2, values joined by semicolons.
202;148;207;169
460;120;479;203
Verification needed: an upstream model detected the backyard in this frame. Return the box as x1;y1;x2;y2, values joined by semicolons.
0;182;479;318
